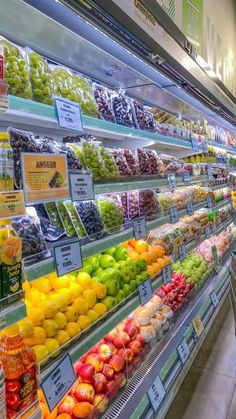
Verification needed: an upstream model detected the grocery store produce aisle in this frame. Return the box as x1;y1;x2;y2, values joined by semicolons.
165;297;236;419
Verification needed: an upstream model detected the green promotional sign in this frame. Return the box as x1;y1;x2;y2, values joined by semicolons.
182;0;203;55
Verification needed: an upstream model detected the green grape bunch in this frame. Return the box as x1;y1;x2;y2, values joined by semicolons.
29;51;56;105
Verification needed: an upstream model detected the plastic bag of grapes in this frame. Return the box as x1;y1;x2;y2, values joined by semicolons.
0;37;32;99
27;48;56;105
81;138;107;179
98;196;124;234
92;83;116;122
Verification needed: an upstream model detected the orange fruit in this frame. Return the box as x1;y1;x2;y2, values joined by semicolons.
72;402;94;418
147;265;155;276
46;407;58;419
152;262;161;274
126;245;134;252
56;415;72;419
141;252;153;264
40;402;48;419
157;258;166;269
148;248;159;262
152;245;164;258
123;241;129;249
128;251;139;261
134;239;148;254
163;255;171;265
129;238;136;247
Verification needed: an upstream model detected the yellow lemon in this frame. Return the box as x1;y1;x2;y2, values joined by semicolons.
37;300;59;319
25;288;41;305
93;303;107;317
31;277;52;294
92;282;107;299
72;297;89;315
4;323;19;336
87;309;99;324
53;312;67;329
55;330;70;347
65;306;78;322
77;315;91;330
43;319;58;338
77;272;92;290
27;307;45;326
18;319;34;338
45;338;60;357
69;282;83;298
25;300;32;310
83;289;96;308
65;322;80;338
48;294;67;312
50;275;70;290
56;288;74;305
33;344;49;363
25;327;46;345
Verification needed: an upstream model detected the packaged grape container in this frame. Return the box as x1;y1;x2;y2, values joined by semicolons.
158;191;175;214
56;201;77;237
75;75;98;117
128;191;140;220
34;203;65;241
112;93;137;128
0;37;32;99
53;142;83;170
139;189;161;219
81;139;107;179
98;196;124;233
27;48;55;105
44;202;64;230
133;101;155;131
137;148;151;175
93;83;116;122
123;149;140;176
145;149;165;176
66;143;86;169
99;146;120;178
64;201;86;238
74;200;105;240
111;149;131;176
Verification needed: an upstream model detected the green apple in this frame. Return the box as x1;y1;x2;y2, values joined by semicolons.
104;279;120;296
114;246;128;261
100;254;115;269
78;264;93;275
101;296;117;310
92;267;103;277
136;274;144;285
140;271;150;281
116;289;125;303
85;256;99;271
130;280;138;292
103;247;116;256
122;284;131;296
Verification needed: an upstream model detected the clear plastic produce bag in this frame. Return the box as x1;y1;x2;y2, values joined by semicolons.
27;48;55;105
112;93;137;127
56;201;77;237
93;83;116;122
98;196;124;233
99;146;120;178
123;149;140;176
74;200;105;240
111;149;131;176
137;148;152;175
64;201;86;238
133;100;155;131
128;191;140;220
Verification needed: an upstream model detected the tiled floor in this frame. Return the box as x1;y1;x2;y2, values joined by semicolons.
165;297;236;419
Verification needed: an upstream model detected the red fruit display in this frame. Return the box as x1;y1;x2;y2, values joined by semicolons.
128;339;142;355
113;331;130;348
114;372;127;389
104;380;118;399
102;363;115;379
75;383;95;403
73;360;83;377
124;319;138;339
93;373;107;393
110;355;125;372
77;363;95;384
93;393;109;413
85;353;104;372
117;348;133;364
58;395;75;415
97;344;112;362
156;273;194;312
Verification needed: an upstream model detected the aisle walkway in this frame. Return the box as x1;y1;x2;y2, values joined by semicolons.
165;297;236;419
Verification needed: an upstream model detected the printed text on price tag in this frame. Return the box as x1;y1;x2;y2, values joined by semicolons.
41;355;76;412
148;375;166;412
210;291;219;307
192;315;204;337
179;243;186;261
183;171;191;185
169;207;179;223
54;239;82;277
187;202;194;216
162;264;172;284
167;173;176;189
138;279;153;305
207;196;212;208
133;218;147;240
55;98;83;132
70;171;94;201
177;338;190;365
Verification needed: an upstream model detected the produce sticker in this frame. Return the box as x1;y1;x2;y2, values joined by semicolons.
21;153;69;204
0;190;25;219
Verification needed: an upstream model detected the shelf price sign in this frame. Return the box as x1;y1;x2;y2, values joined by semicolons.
148;375;166;412
0;190;26;220
205;226;211;239
169;207;179;223
133;218;147;240
162;264;172;284
183;170;191;185
211;245;222;273
179;243;187;261
54;239;82;277
69;171;94;201
55;98;83;132
41;354;76;412
192;315;204;337
187;202;194;216
177;338;190;365
167;173;176;189
138;279;153;305
210;290;219;308
211;224;217;236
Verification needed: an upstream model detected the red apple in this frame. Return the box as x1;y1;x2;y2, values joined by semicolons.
97;344;112;362
104;380;118;399
136;335;144;346
110;354;125;372
128;339;142;355
77;363;95;384
117;348;133;364
113;331;130;348
73;360;83;377
75;383;95;403
107;342;118;354
102;363;114;380
114;372;127;389
58;395;75;414
93;393;108;413
105;329;117;343
86;353;104;372
124;319;138;339
93;373;107;393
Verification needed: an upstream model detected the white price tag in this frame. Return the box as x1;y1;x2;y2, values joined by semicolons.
69;172;94;201
41;355;76;412
54;239;82;277
211;224;217;236
183;171;191;185
55;98;83;132
207;196;212;208
133;218;147;240
138;279;153;305
187;202;194;216
167;173;176;189
148;375;166;412
205;226;211;239
162;264;172;284
179;243;186;261
210;291;219;308
169;207;179;223
177;338;190;365
0;316;6;331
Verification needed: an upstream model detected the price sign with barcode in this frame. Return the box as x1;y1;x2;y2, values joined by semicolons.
138;279;153;305
54;239;82;277
179;243;187;261
207;196;212;208
183;171;191;185
169;207;179;223
187;202;194;216
133;218;147;240
167;173;176;189
148;375;166;412
211;224;217;236
210;291;219;308
55;98;83;132
70;172;94;201
177;338;190;365
162;264;172;284
205;226;211;239
41;354;76;412
192;315;204;337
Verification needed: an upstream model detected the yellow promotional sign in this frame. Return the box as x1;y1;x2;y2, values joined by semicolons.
192;314;204;337
0;190;26;219
21;153;69;204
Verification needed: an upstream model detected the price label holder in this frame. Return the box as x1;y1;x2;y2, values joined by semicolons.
207;196;212;208
169;207;179;223
191;138;199;151
69;171;94;201
211;224;217;236
162;264;172;284
187;202;194;216
138;279;153;305
41;354;76;412
210;290;219;308
183;170;191;185
55;98;83;132
148;375;166;412
54;239;82;277
192;315;204;337
205;226;211;239
211;244;222;273
167;173;176;189
133;218;147;240
179;243;187;261
177;338;190;365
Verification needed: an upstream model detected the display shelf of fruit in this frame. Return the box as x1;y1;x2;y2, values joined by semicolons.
0;301;27;332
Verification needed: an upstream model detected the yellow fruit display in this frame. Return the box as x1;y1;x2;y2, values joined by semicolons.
33;344;49;363
31;276;52;294
43;319;58;338
77;315;91;330
65;322;80;338
56;288;74;305
83;289;96;308
25;327;46;345
65;306;78;322
3;324;19;337
77;272;92;290
69;282;83;298
18;318;34;338
72;297;88;315
37;300;59;319
25;288;44;306
92;282;107;299
27;307;45;326
48;294;67;312
50;274;70;290
55;330;70;346
53;312;67;329
86;309;98;323
45;338;60;357
93;303;107;317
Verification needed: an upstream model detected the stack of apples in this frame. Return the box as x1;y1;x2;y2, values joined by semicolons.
156;272;194;312
54;318;145;418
